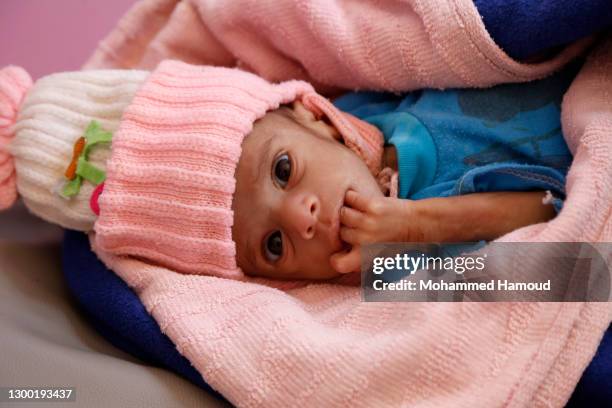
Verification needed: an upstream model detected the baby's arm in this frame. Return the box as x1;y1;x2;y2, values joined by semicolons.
404;191;557;242
331;190;556;274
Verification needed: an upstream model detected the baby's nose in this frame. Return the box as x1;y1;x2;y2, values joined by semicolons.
283;193;320;240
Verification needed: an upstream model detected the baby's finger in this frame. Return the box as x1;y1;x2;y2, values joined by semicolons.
340;206;364;228
340;226;361;245
330;247;361;274
344;190;369;212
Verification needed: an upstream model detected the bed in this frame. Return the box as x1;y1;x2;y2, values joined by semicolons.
0;203;228;408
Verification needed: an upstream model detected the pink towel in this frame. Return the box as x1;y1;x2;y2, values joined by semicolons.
86;1;612;406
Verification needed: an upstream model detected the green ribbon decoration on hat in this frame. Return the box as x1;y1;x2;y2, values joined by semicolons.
62;120;113;198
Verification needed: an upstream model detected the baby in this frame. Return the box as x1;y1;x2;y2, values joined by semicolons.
233;68;575;280
0;60;572;281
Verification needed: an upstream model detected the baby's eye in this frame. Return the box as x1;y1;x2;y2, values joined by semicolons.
273;153;291;187
264;230;283;262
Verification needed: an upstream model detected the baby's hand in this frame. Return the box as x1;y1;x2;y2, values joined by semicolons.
330;190;421;274
340;190;416;244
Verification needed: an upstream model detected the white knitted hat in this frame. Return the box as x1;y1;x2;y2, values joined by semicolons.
0;66;147;230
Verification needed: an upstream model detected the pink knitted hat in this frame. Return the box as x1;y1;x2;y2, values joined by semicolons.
94;60;384;279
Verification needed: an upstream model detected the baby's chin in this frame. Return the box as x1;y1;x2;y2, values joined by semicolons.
244;268;342;281
301;266;345;281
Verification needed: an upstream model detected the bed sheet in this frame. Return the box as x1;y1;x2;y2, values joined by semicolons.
0;203;229;408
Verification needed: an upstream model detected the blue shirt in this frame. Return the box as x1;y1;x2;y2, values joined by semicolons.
334;64;579;211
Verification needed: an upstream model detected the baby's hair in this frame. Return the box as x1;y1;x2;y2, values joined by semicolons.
253;104;306;132
257;103;344;145
271;103;300;121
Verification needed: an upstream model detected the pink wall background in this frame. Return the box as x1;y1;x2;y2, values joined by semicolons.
0;0;137;242
0;0;137;80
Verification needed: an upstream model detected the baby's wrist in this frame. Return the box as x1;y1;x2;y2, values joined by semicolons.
400;199;435;242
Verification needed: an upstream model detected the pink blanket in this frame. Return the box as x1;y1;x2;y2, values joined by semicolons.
86;0;612;406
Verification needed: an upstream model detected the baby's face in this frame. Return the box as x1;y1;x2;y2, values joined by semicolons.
231;102;383;280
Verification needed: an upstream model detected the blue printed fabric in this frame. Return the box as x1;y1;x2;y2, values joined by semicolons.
334;63;580;212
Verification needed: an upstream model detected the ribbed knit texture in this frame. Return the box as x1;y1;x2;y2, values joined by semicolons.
1;61;385;277
94;61;318;279
0;66;31;209
94;60;385;280
85;0;591;90
302;93;384;176
86;2;611;407
0;67;147;230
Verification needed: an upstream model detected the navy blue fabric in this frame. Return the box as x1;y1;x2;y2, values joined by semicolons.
61;230;224;401
566;325;612;407
474;0;612;60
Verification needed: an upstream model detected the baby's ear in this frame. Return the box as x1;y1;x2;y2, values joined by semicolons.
291;100;342;142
